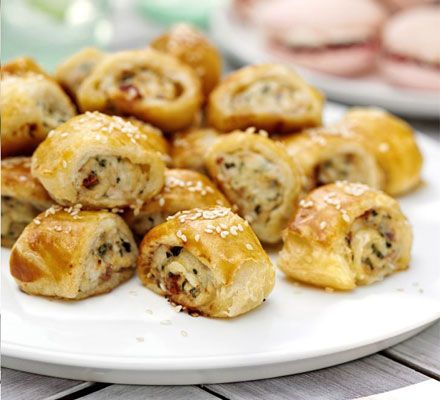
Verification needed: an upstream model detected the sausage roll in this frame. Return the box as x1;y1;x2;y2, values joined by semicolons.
339;108;423;196
278;182;413;290
137;207;275;318
31;112;166;209
205;131;301;243
1;60;76;157
124;169;230;239
77;48;202;132
281;127;383;193
54;47;105;102
151;23;222;98
207;64;324;133
1;56;48;77
10;208;137;300
1;157;53;247
171;127;221;173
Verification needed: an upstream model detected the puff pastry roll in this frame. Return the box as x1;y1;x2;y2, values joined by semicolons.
282;127;383;193
10;208;137;300
338;108;423;196
171;128;221;173
205;131;301;243
124;169;230;239
278;182;412;290
1;157;53;247
137;207;275;317
1;57;48;77
1;60;76;157
54;47;105;101
31;112;165;209
77;48;202;132
207;64;323;133
151;23;222;98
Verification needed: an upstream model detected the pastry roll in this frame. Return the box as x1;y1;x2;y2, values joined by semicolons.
1;57;48;77
1;157;53;247
338;108;423;196
151;23;222;98
207;64;324;133
171;128;221;173
31;112;165;209
124;169;230;239
1;60;76;157
278;182;412;290
281;127;383;193
54;47;105;101
137;207;275;317
10;208;137;300
205;131;301;243
77;48;202;132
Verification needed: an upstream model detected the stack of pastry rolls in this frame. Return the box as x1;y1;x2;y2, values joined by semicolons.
1;23;424;318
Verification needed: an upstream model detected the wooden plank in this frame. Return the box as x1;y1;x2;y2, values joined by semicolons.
1;368;92;400
204;355;428;400
383;320;440;379
79;385;219;400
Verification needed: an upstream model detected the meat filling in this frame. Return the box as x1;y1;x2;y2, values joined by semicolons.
77;156;150;202
1;196;42;245
314;153;369;188
147;245;214;309
130;212;165;239
347;208;398;283
116;68;182;101
216;151;283;224
37;99;73;130
232;79;310;113
79;227;134;294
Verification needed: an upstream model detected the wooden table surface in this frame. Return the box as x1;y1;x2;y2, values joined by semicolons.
2;2;439;397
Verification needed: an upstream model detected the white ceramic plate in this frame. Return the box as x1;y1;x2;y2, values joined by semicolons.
2;104;439;385
211;7;440;119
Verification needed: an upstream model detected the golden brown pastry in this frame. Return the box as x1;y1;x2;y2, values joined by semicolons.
281;126;383;193
205;131;301;243
1;157;53;247
126;117;171;165
10;208;137;300
137;206;275;318
278;182;413;290
54;47;105;101
124;169;230;239
151;23;222;98
31;112;165;209
337;108;423;196
207;64;324;133
171;127;221;173
1;59;76;157
77;48;202;132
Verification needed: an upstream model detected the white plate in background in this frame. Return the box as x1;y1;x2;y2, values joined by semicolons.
2;104;439;384
211;7;440;119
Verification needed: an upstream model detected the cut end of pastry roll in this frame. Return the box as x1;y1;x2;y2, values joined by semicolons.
281;126;384;193
278;182;413;290
77;48;202;132
10;208;137;300
137;207;275;318
207;64;324;133
171;128;221;173
124;169;230;239
151;23;222;98
205;131;301;243
1;57;48;77
1;157;54;247
1;65;76;157
54;47;105;101
339;107;423;196
31;112;166;209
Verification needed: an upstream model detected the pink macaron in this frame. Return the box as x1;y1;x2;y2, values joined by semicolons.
254;0;388;76
380;5;440;90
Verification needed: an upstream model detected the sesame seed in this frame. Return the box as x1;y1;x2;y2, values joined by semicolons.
220;231;229;238
237;224;244;232
342;212;350;223
195;234;200;242
215;226;222;233
158;197;165;207
160;319;172;325
230;226;238;236
34;219;41;225
378;142;390;153
62;160;67;168
319;221;327;230
245;243;253;250
204;228;213;233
